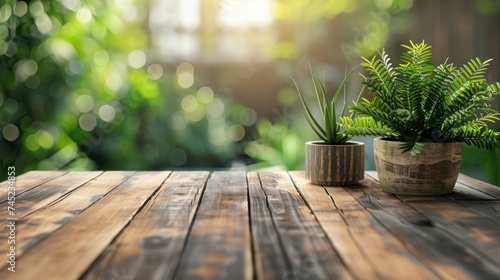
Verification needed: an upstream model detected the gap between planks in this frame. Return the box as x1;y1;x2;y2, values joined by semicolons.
289;171;440;280
0;171;135;271
360;172;500;278
82;171;210;280
0;171;172;280
0;171;68;203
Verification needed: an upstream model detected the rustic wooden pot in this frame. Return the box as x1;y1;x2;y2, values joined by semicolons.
374;138;463;195
305;141;364;186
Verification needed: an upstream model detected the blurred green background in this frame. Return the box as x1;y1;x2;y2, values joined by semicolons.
1;0;499;186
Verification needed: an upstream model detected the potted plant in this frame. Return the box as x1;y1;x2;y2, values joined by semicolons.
342;40;500;195
292;66;365;186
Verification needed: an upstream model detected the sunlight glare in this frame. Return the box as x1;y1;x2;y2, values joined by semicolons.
217;0;273;28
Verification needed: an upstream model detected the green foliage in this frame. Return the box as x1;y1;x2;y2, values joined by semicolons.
0;0;251;178
292;66;362;144
244;119;304;170
348;40;500;155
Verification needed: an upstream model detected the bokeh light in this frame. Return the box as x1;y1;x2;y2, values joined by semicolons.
177;72;194;89
176;62;194;76
61;0;81;11
209;128;226;146
25;134;40;151
79;113;97;131
36;130;54;149
239;108;257;126
29;1;45;17
4;99;19;115
13;2;28;17
177;63;194;88
128;50;146;69
75;95;94;113
197;87;214;104
76;7;92;24
147;63;163;80
184;108;204;122
229;125;245;141
181;95;198;112
35;13;52;34
207;99;225;119
0;4;12;23
169;148;187;166
50;39;76;61
3;124;19;142
98;105;115;122
14;59;38;82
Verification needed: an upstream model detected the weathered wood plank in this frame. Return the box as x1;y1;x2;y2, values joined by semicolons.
368;171;500;224
83;171;209;280
0;171;171;279
0;171;68;203
174;171;252;280
247;172;289;280
0;171;103;221
400;197;500;267
0;171;133;270
288;171;380;280
448;182;498;201
291;172;440;279
366;171;497;201
451;200;500;225
347;175;500;279
371;210;500;279
458;173;500;199
257;171;353;280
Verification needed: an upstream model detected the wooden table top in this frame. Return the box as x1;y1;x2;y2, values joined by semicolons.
1;171;499;280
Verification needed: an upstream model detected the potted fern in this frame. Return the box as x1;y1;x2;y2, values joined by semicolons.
343;40;500;195
293;66;364;186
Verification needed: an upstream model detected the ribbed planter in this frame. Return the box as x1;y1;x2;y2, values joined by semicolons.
305;141;364;186
374;138;463;195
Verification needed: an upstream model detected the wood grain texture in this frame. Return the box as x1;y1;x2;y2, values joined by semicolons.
366;171;498;201
0;171;171;280
0;171;102;221
0;171;67;203
368;170;500;223
247;172;289;280
398;197;500;268
174;171;252;280
348;175;500;279
0;170;498;280
294;172;438;280
288;171;380;280
0;171;134;270
458;173;500;199
451;200;500;225
83;171;209;280
305;141;364;186
257;171;353;279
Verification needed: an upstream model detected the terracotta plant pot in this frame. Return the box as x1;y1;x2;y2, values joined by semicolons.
305;141;364;186
374;138;462;195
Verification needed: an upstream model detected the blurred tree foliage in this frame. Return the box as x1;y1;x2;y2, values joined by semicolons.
0;0;251;179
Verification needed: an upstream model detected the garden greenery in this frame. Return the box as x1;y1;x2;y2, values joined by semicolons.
343;40;500;155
